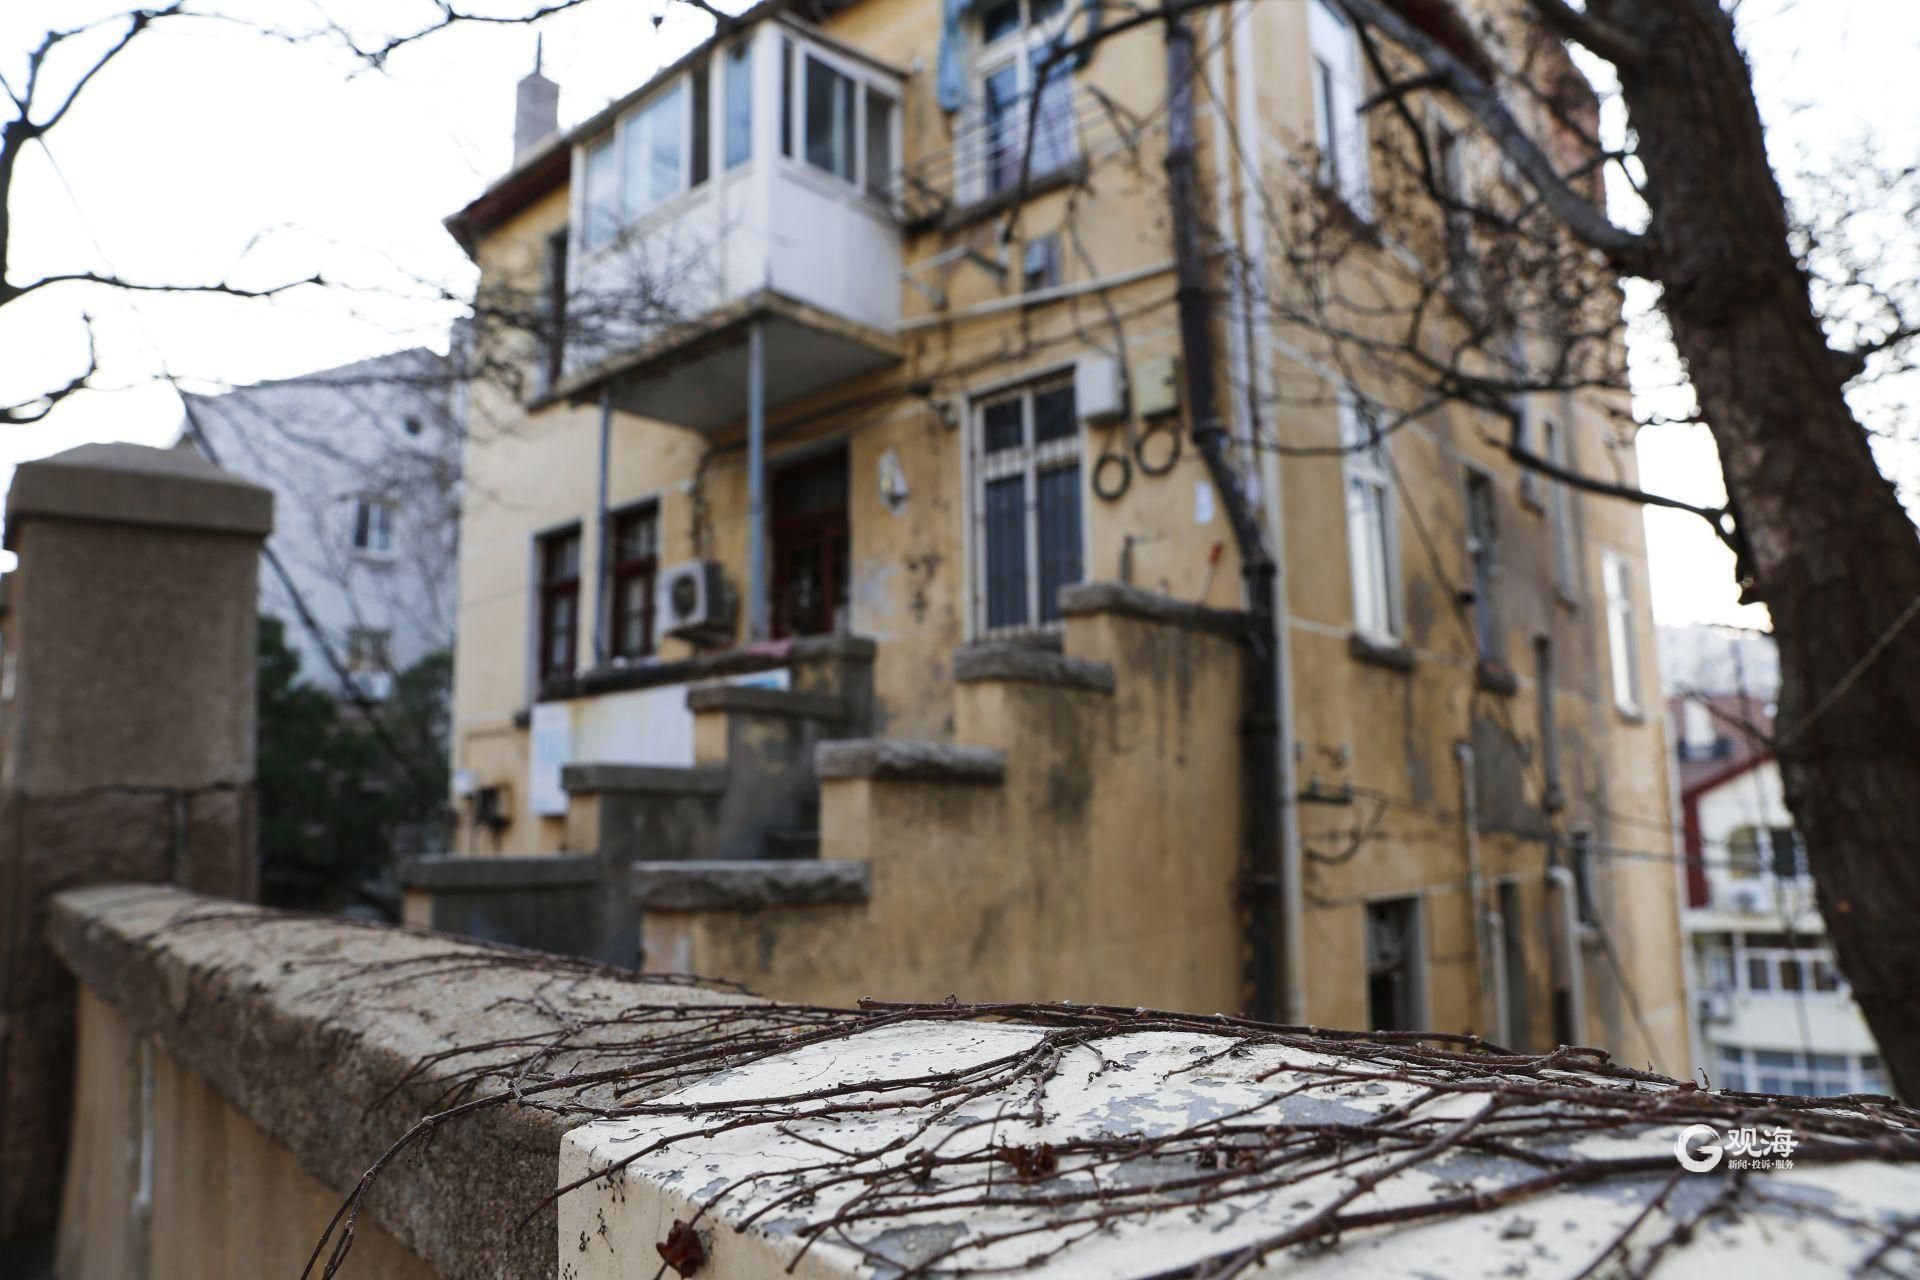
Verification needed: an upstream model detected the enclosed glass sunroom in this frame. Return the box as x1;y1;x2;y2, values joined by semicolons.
550;15;908;432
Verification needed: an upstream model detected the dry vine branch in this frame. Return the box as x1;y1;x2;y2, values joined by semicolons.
294;953;1920;1279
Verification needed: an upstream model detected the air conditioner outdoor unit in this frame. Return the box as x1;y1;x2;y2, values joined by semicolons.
656;559;734;643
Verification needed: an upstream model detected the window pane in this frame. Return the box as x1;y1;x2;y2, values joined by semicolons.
984;475;1028;629
1036;462;1082;623
1032;383;1076;444
980;0;1020;44
983;398;1023;452
1727;827;1761;878
1348;477;1394;638
804;56;856;181
615;509;657;562
1466;474;1500;659
584;140;619;248
690;66;710;188
983;62;1021;195
1745;956;1771;992
1779;958;1804;991
864;87;892;199
781;39;794;158
726;43;753;169
1029;47;1075;177
1030;0;1066;22
649;84;684;206
621;85;685;223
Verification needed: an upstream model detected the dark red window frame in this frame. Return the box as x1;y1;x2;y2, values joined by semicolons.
536;525;581;684
608;504;659;660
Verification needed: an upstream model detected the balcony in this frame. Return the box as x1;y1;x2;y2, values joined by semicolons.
550;18;906;432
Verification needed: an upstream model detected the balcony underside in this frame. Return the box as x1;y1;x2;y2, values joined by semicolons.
556;289;902;433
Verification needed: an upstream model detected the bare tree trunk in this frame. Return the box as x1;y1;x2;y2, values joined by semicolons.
1609;0;1920;1097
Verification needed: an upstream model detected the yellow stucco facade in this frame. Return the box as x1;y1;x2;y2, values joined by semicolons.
440;0;1688;1071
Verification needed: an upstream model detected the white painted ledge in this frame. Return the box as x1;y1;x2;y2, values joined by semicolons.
558;1019;1920;1278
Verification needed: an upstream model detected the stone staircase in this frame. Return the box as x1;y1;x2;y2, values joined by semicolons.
628;582;1254;1009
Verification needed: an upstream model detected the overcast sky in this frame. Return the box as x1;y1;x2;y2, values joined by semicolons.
2;0;1915;629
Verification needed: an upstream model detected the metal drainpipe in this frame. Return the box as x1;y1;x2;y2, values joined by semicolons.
1456;741;1496;1035
1225;0;1307;1026
1548;865;1589;1043
1164;9;1286;1023
593;384;612;666
747;318;768;639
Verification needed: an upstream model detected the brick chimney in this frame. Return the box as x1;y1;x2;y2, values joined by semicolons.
514;35;560;161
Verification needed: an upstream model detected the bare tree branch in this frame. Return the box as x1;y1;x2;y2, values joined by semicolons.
1332;0;1655;271
1522;0;1647;66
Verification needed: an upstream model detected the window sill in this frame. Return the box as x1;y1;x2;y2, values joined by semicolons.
1616;705;1647;726
1349;632;1414;673
1475;658;1519;697
932;159;1089;235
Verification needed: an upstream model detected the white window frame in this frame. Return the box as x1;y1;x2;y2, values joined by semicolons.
351;495;394;557
1602;549;1641;714
1339;391;1401;645
968;372;1084;639
966;0;1078;204
781;37;900;205
577;61;717;255
1309;0;1371;216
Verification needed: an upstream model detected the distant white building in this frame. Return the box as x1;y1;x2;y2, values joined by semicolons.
1664;626;1887;1096
180;347;462;700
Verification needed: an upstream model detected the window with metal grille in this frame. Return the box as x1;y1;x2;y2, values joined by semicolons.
972;377;1082;635
536;526;581;684
608;504;659;661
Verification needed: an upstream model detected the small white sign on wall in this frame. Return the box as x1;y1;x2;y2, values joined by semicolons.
1194;480;1217;526
529;701;573;817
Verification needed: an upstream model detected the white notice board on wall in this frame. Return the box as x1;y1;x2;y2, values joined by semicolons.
529;701;573;817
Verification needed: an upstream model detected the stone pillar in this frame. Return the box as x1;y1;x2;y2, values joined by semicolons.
0;443;271;1255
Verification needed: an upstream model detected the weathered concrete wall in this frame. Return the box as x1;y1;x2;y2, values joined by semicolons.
47;883;753;1280
58;986;435;1280
0;445;271;1254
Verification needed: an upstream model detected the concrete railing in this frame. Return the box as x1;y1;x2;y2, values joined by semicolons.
48;883;753;1279
47;884;1920;1280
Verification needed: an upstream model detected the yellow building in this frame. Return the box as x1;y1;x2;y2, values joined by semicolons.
419;0;1688;1071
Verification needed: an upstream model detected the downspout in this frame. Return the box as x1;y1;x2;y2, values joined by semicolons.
593;384;612;666
1547;865;1589;1044
747;318;768;639
1164;11;1286;1023
1227;0;1306;1024
1455;741;1496;1036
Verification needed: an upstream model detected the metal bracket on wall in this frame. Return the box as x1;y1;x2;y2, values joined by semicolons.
901;243;1008;311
